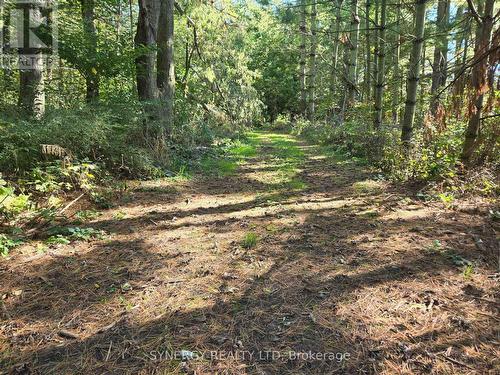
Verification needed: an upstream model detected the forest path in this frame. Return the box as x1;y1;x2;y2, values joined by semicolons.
2;131;498;374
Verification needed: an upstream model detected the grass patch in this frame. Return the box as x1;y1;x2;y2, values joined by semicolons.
228;143;257;158
252;132;306;191
199;157;238;177
286;179;307;190
352;179;385;194
242;232;258;249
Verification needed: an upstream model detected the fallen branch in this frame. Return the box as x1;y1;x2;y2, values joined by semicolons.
59;193;85;214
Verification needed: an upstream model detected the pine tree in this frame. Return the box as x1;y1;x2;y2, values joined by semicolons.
401;0;428;146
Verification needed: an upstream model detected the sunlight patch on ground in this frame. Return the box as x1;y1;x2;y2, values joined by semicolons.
352;179;386;194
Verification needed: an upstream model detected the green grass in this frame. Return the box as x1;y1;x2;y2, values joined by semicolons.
286;179;307;190
261;132;307;191
196;135;260;177
199;157;238;177
242;232;258;249
227;138;258;158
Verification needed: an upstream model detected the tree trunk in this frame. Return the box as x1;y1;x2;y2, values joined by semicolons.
461;0;495;164
18;4;45;118
346;0;360;105
401;0;427;146
451;5;465;116
330;0;343;101
307;0;317;122
364;0;371;100
135;0;159;101
430;0;450;115
391;0;401;124
373;0;386;128
157;0;175;134
81;0;99;102
299;0;307;116
453;5;465;80
372;0;379;101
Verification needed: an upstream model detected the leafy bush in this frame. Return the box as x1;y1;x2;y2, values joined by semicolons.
0;174;30;219
0;234;23;256
45;226;105;246
269;114;292;131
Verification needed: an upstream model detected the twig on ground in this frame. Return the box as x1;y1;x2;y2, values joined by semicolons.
59;193;85;214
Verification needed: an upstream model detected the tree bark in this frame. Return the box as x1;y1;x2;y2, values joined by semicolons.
135;0;159;101
391;0;401;124
430;0;450;115
157;0;175;134
401;0;427;146
18;4;45;118
451;5;466;115
461;0;495;164
330;0;343;101
364;0;371;100
307;0;317;122
372;0;379;101
373;0;386;128
299;0;307;116
346;0;360;105
81;0;99;102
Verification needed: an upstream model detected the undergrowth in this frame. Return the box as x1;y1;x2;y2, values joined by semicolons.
272;108;499;201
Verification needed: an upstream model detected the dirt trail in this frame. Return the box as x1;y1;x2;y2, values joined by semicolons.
1;131;498;374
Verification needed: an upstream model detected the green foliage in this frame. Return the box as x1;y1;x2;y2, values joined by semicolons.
0;234;23;257
291;110;386;162
463;264;474;280
242;232;258;249
74;210;100;223
66;227;105;241
380;123;464;181
269;114;292;131
437;192;455;208
424;239;443;253
45;235;72;246
199;158;238;177
0;175;30;219
45;226;105;246
290;106;499;198
228;141;257;158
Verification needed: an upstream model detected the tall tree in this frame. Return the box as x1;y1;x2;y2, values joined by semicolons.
451;5;468;116
330;0;344;100
461;0;496;164
364;0;372;100
18;3;45;118
373;0;386;128
430;0;450;116
391;0;401;123
346;0;360;104
372;0;379;101
299;0;307;116
157;0;175;134
401;0;427;146
81;0;99;101
135;0;159;101
307;0;317;121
